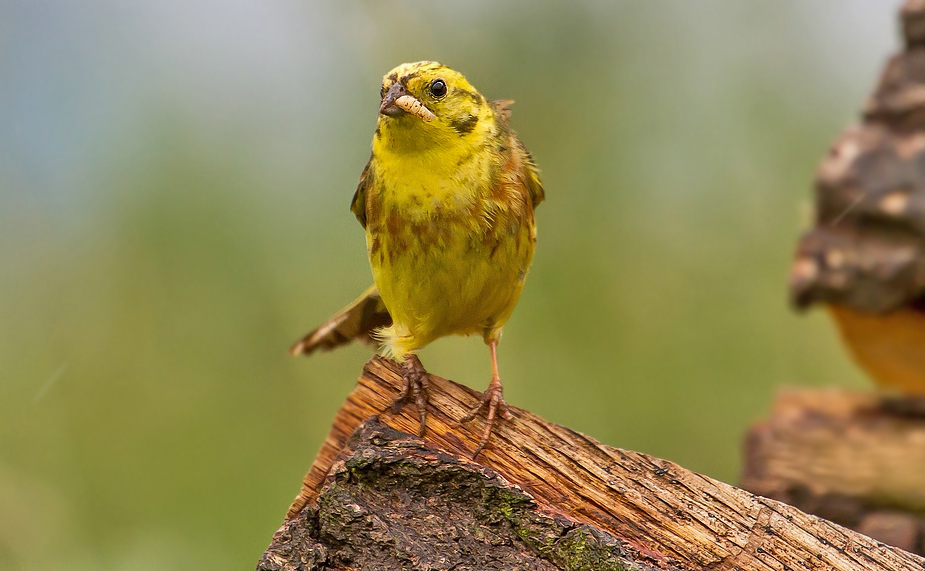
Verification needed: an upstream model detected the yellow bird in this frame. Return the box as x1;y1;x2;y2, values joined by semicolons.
291;61;544;457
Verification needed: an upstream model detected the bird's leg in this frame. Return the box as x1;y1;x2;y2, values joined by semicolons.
461;339;513;458
390;354;430;437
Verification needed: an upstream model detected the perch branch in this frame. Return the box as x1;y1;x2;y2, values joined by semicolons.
258;358;924;570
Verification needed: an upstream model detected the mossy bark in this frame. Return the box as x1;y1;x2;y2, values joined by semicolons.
258;418;655;571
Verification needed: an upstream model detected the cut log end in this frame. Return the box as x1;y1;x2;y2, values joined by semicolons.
259;417;662;571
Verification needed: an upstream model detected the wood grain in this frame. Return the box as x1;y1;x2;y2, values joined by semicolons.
284;357;924;571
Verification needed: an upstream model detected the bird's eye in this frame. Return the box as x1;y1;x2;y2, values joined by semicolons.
429;79;447;99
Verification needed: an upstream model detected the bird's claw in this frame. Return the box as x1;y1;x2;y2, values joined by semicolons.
462;378;511;458
390;355;430;437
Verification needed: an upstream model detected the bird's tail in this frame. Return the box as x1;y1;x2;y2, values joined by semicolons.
289;284;392;356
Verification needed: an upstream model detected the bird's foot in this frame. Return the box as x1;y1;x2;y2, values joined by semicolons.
461;377;512;459
390;355;430;437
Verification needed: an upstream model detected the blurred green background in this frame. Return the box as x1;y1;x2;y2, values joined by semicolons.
0;1;901;569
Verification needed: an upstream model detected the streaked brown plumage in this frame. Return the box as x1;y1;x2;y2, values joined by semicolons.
292;61;543;457
290;285;391;355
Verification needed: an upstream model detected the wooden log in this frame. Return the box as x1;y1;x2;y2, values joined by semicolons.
257;358;924;571
741;387;925;555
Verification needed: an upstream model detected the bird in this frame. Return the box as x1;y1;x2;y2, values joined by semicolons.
291;61;544;457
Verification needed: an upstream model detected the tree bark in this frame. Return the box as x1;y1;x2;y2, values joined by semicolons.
741;388;925;555
257;358;924;571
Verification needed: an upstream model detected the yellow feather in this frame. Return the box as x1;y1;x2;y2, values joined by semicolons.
362;61;542;361
294;61;542;364
291;61;543;455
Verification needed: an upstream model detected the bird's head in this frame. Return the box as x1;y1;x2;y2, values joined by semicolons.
375;61;490;151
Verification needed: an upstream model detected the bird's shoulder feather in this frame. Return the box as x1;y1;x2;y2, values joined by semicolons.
350;155;374;228
490;100;543;210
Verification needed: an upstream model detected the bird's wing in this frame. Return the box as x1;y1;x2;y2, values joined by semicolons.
491;99;544;208
522;148;544;208
350;156;374;228
290;284;392;356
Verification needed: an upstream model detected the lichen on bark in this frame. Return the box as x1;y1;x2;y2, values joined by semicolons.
257;417;658;571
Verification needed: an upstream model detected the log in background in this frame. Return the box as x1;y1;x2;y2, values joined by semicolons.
742;388;925;556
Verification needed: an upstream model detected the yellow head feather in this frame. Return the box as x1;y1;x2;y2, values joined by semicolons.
374;61;494;154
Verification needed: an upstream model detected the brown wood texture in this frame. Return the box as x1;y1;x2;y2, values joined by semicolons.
279;357;924;571
742;387;925;554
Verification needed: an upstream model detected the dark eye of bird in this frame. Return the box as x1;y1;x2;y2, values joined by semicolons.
429;79;447;99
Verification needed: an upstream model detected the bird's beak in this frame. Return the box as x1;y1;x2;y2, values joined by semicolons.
379;84;408;117
379;83;436;122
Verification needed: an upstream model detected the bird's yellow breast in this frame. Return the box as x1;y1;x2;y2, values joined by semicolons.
366;147;535;360
354;62;542;361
